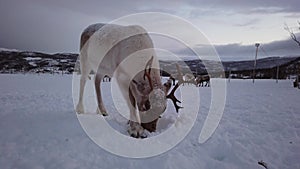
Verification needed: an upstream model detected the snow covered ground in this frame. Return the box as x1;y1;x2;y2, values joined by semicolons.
0;74;299;169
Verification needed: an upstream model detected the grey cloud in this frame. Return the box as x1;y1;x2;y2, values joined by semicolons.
213;35;300;60
189;0;300;14
30;0;184;19
284;13;300;18
32;0;140;19
0;0;124;53
176;34;300;61
1;0;299;54
244;7;285;15
9;0;300;20
0;0;183;53
233;19;260;27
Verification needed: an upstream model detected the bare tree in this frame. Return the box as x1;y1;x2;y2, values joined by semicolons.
284;21;300;47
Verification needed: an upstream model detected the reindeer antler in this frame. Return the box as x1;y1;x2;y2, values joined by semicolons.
143;56;154;90
166;64;183;112
166;82;183;112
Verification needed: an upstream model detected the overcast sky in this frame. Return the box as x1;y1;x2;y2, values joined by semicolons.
0;0;299;60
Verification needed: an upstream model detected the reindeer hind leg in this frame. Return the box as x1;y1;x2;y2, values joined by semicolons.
76;75;87;114
76;50;90;114
95;73;108;116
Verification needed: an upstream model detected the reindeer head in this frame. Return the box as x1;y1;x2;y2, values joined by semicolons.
131;56;183;132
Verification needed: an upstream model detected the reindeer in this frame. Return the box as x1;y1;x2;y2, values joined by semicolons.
183;73;196;86
102;75;111;82
75;23;183;138
195;75;210;87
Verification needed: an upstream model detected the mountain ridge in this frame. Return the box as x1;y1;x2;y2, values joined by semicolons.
0;48;299;79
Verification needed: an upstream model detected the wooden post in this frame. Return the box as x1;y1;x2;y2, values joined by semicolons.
253;43;260;83
161;64;163;79
61;63;64;76
228;69;231;83
276;65;279;83
294;75;299;88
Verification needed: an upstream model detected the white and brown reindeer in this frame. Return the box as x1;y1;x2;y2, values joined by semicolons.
195;75;210;87
75;23;183;138
183;73;196;85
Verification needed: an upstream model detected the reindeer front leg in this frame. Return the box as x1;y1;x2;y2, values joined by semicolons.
128;115;146;138
127;87;146;138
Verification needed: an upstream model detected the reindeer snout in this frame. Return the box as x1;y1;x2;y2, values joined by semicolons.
138;100;151;111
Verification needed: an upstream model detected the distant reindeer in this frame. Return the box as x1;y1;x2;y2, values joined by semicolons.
196;75;210;87
103;75;111;82
183;73;196;86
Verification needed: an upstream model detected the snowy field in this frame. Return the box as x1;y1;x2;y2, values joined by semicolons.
0;74;299;169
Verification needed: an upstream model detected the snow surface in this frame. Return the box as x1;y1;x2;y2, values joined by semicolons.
0;74;299;169
24;57;42;61
0;48;20;52
28;62;37;67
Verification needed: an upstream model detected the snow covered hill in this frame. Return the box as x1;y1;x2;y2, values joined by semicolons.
0;49;77;74
0;49;299;79
0;74;299;169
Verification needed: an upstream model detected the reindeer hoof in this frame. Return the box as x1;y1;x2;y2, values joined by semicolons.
129;131;147;138
96;108;108;116
127;122;146;138
130;133;138;138
101;111;108;116
76;104;84;114
140;133;148;138
128;129;140;138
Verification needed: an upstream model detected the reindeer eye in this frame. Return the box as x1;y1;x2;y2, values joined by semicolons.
137;84;145;91
145;100;150;110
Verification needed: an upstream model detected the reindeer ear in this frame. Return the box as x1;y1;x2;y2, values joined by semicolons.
143;56;154;80
143;56;154;91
